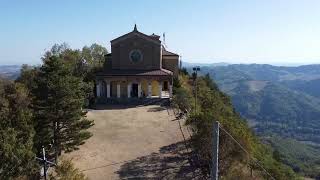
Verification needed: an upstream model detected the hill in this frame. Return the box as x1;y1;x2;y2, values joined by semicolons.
264;136;320;176
195;63;320;177
0;65;21;80
199;64;320;143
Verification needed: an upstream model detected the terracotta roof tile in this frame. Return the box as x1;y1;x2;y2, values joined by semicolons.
162;48;179;56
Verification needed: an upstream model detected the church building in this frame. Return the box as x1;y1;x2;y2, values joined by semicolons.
95;25;179;99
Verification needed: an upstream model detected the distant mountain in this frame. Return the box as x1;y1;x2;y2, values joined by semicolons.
197;64;320;176
182;61;229;67
200;64;320;142
0;65;21;80
282;79;320;98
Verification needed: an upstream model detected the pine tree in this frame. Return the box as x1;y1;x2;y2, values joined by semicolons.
0;78;36;179
32;56;93;163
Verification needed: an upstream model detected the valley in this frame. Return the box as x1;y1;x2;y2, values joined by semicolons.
195;63;320;177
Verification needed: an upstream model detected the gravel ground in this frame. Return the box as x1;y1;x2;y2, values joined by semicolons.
63;104;193;180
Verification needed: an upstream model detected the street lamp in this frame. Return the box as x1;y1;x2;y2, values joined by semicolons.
192;66;200;114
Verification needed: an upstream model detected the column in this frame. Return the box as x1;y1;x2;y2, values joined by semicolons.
106;81;110;98
101;82;105;97
96;81;101;97
138;82;142;98
127;82;131;98
169;84;173;98
158;81;162;98
148;81;152;98
117;83;121;98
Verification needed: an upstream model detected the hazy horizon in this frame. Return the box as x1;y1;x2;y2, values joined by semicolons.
0;60;318;67
1;0;320;65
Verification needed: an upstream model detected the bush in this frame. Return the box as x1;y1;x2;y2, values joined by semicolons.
49;158;88;180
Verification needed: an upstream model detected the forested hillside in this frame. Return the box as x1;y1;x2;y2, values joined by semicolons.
0;65;21;79
192;63;320;177
173;73;297;179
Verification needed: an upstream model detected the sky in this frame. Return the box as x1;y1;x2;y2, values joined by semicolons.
1;0;320;65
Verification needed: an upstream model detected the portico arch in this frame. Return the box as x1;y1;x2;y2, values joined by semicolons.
141;79;148;97
151;80;159;96
111;81;117;98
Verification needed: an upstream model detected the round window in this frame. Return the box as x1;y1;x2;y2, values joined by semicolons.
129;49;143;63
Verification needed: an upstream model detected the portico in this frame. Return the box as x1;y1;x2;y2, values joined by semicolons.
96;70;173;99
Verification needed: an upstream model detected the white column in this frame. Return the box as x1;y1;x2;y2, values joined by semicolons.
96;81;101;97
117;83;121;98
127;82;131;98
138;82;142;98
106;82;110;98
169;85;173;98
158;82;162;98
148;82;152;98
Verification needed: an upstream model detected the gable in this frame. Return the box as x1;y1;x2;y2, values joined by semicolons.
111;31;161;46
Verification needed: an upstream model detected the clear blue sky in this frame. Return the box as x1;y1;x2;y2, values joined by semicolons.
1;0;320;65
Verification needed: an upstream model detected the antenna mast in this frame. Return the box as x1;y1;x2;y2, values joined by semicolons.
163;32;167;48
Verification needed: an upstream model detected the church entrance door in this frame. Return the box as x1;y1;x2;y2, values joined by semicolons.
131;83;138;97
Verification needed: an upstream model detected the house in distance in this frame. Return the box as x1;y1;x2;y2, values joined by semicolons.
96;25;179;99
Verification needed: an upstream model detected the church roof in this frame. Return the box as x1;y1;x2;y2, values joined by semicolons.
111;25;161;45
96;68;173;76
162;48;179;56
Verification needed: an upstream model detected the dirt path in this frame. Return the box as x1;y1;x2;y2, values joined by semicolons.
64;104;197;180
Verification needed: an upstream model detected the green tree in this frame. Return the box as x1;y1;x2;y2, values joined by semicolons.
44;43;108;107
16;64;39;91
0;79;36;179
32;55;93;163
82;43;108;69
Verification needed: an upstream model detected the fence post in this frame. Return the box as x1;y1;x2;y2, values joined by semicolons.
211;121;219;180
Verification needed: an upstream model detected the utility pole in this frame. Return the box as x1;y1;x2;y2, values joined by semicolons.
192;66;200;114
211;121;219;180
36;146;56;180
42;147;47;180
54;121;58;164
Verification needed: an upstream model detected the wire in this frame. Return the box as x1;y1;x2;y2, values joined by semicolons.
219;125;276;180
80;160;131;172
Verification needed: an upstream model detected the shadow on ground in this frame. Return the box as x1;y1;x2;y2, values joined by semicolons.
116;141;203;180
93;98;170;110
147;106;167;112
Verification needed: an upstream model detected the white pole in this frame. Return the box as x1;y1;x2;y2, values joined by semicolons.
96;82;101;97
148;82;152;98
211;121;219;180
106;82;110;98
117;83;121;98
158;82;162;98
127;82;131;98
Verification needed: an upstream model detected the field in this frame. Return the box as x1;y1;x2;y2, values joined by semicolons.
64;104;197;179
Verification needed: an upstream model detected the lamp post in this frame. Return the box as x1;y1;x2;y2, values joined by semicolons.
192;66;200;114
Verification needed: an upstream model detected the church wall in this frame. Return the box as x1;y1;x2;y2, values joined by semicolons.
162;56;179;76
111;36;161;70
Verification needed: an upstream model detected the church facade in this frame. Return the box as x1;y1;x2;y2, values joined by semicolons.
95;25;179;99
